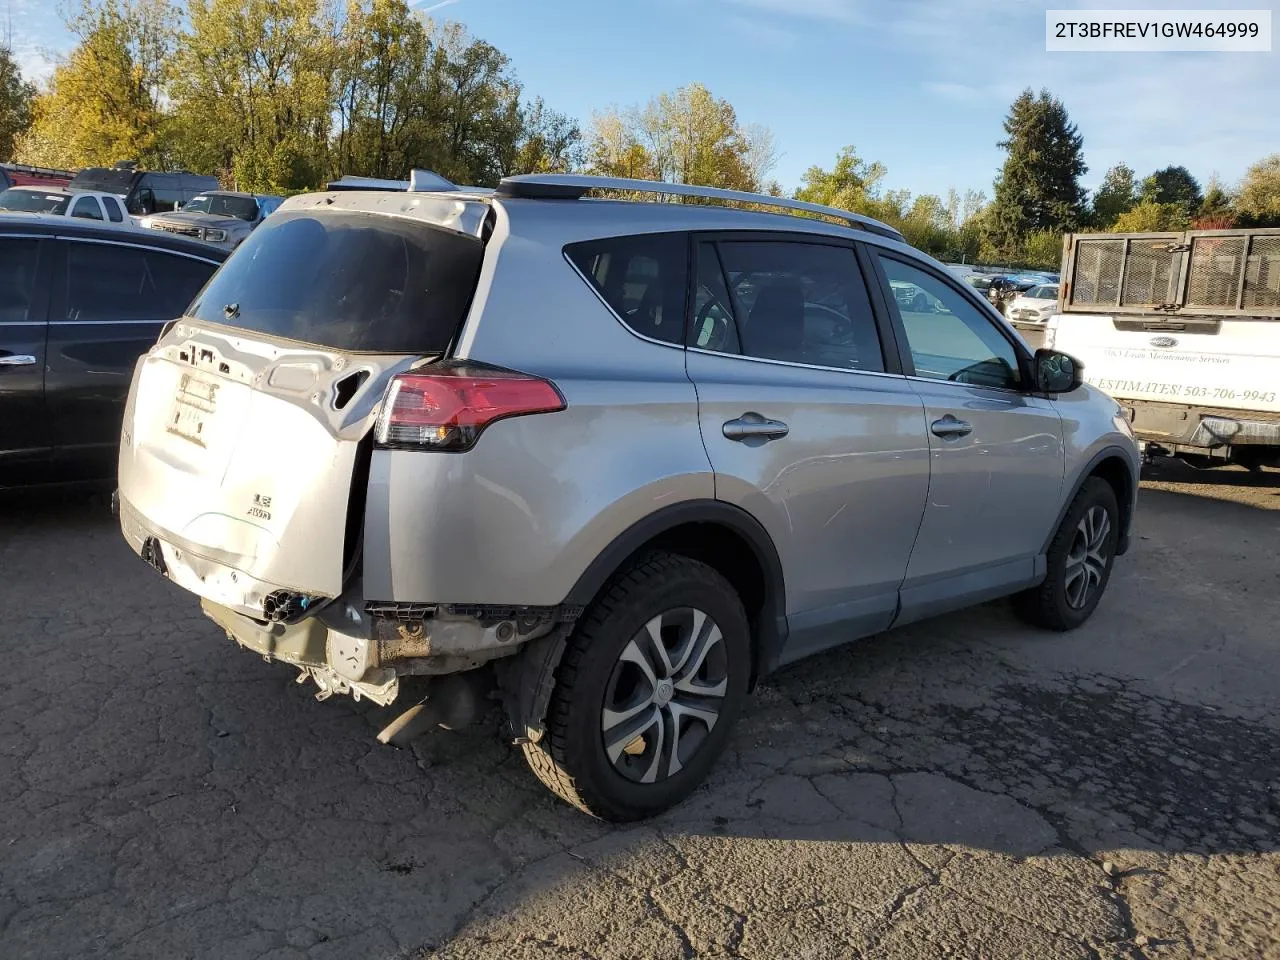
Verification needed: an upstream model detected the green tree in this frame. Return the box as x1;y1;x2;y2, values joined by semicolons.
587;84;770;191
14;0;178;169
1236;154;1280;225
169;0;338;192
794;144;887;210
1192;175;1236;229
0;44;35;161
986;88;1087;257
1139;165;1202;219
1023;230;1064;270
1090;163;1137;227
1111;199;1188;233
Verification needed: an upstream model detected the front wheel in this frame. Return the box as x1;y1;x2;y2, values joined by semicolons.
522;552;750;821
1016;477;1120;631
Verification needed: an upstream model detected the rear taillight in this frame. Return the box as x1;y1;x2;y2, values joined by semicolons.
375;365;565;452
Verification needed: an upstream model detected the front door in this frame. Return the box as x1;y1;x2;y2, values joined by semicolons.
685;236;931;665
0;237;52;486
870;252;1066;624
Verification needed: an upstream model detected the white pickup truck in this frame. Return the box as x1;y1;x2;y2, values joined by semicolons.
1046;228;1280;471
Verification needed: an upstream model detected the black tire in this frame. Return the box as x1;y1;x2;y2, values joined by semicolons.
1016;477;1120;631
522;551;750;821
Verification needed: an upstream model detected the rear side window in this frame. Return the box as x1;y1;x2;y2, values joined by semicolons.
64;243;217;322
102;196;124;223
70;196;103;221
694;239;884;372
0;239;41;323
565;233;688;344
187;211;484;354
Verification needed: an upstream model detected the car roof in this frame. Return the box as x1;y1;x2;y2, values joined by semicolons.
280;187;928;265
0;212;228;259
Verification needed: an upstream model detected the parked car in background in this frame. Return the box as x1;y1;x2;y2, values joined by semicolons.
115;172;1139;822
0;163;76;190
68;163;220;217
140;191;284;250
0;215;225;489
0;186;136;227
1007;283;1061;324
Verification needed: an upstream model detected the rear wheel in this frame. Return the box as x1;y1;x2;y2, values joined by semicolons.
1016;477;1119;631
522;552;750;821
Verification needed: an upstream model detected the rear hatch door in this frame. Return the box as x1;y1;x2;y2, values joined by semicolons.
118;195;489;612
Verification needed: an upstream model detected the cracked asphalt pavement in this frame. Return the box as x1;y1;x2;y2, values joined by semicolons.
2;460;1278;959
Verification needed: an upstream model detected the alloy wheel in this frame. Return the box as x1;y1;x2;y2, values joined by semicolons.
1064;504;1112;610
600;608;729;784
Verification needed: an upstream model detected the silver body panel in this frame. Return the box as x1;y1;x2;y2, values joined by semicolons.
116;184;1139;689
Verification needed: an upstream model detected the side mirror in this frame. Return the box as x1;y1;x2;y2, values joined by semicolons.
1033;348;1084;394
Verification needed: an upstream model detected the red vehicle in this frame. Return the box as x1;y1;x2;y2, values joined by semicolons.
0;163;77;190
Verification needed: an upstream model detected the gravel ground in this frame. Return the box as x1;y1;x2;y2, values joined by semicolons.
1;460;1277;959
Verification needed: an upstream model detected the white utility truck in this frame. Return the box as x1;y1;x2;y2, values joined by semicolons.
1047;228;1280;470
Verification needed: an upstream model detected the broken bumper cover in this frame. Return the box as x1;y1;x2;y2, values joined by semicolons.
121;495;581;704
119;495;323;623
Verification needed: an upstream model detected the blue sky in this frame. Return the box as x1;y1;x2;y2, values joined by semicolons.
10;0;1279;202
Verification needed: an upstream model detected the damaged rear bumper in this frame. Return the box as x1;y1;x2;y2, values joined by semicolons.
120;492;582;705
202;596;579;706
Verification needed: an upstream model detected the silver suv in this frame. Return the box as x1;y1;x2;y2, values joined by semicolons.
116;174;1140;821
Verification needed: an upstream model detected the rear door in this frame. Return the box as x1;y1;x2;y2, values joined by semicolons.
45;238;219;481
869;251;1066;624
0;236;53;485
683;234;930;663
117;204;488;610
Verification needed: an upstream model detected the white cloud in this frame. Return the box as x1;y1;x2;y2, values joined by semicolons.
414;0;464;13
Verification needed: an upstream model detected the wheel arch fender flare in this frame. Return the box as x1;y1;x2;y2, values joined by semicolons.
564;498;790;678
1045;445;1138;557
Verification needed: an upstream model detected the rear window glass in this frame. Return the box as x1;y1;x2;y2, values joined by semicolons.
565;233;688;344
0;188;69;215
186;210;484;354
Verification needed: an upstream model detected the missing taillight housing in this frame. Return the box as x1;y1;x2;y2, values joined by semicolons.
375;365;565;452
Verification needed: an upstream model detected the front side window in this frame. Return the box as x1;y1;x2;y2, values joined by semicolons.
102;196;124;223
565;233;688;344
64;243;217;322
694;239;884;372
879;255;1022;390
70;196;104;221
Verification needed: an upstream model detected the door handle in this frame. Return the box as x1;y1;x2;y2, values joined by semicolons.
930;415;972;439
723;413;789;443
0;354;37;367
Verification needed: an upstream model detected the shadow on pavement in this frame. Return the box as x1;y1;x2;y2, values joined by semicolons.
1;475;1278;959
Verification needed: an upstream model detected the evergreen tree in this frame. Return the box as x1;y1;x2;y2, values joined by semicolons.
986;88;1087;256
1140;165;1202;219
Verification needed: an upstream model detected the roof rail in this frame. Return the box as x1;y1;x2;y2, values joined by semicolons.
494;174;905;242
